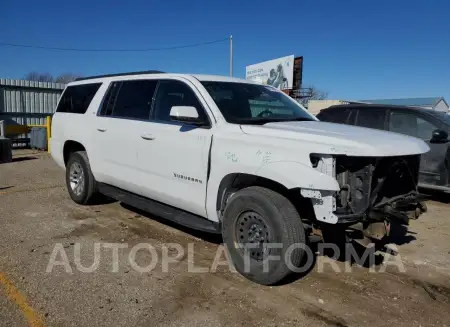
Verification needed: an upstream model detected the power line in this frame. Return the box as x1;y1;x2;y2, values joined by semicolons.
0;37;229;52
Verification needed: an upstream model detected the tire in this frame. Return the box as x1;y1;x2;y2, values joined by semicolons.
222;186;306;285
65;151;98;205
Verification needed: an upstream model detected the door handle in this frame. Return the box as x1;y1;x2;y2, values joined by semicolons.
97;128;107;132
141;134;155;140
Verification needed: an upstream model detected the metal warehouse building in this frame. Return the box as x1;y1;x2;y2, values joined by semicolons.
0;78;65;146
0;78;65;126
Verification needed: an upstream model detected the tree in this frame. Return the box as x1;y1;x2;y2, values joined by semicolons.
24;72;81;84
25;72;54;82
55;73;80;84
298;85;328;107
308;86;328;101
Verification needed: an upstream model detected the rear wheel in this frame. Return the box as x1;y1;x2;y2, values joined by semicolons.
222;186;306;285
66;151;98;204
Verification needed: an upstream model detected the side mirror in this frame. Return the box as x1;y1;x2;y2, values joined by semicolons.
169;106;203;125
430;129;449;143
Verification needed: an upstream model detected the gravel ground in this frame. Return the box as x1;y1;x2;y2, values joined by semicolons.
0;150;449;327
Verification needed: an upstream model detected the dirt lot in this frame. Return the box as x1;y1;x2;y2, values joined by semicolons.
0;150;449;327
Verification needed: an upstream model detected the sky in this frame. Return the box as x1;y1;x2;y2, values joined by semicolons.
1;0;449;101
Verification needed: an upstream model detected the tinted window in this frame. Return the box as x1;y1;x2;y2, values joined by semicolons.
389;111;439;140
357;109;386;130
317;109;350;124
347;109;357;125
153;80;207;122
112;80;157;120
99;82;121;116
56;83;101;114
201;81;314;124
429;111;450;126
445;115;450;125
417;118;438;140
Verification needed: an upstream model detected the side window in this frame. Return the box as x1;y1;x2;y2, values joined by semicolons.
111;80;158;120
153;80;207;123
417;117;438;140
347;109;357;125
56;83;101;114
99;82;121;116
356;109;386;130
317;109;350;124
389;111;438;140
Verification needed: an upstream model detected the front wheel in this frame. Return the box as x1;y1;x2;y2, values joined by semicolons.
222;186;307;285
66;151;98;205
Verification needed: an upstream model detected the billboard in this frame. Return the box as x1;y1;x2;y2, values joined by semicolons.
245;55;295;90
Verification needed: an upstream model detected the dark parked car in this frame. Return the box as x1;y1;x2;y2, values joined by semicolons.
317;104;450;192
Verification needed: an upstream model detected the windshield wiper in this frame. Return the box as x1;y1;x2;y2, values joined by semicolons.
280;117;315;122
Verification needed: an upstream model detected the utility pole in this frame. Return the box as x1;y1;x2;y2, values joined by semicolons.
229;35;233;77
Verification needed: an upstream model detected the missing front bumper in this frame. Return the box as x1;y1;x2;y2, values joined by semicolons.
335;191;427;225
304;154;425;226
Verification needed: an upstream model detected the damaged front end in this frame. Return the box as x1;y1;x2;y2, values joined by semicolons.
306;154;427;246
336;155;426;245
335;155;425;223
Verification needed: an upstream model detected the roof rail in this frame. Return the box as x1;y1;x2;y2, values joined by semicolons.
74;70;165;81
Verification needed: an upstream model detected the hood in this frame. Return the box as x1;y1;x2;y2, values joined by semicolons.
240;121;430;157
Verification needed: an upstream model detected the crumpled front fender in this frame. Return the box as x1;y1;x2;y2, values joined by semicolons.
255;161;340;191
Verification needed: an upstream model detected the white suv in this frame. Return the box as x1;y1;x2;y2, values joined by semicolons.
51;71;429;285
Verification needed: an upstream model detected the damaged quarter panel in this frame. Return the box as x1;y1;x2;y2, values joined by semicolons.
205;124;341;222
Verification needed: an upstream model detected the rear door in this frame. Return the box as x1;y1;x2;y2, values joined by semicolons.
92;79;158;190
387;108;448;187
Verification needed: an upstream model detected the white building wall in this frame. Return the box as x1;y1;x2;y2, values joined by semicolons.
433;99;449;113
307;100;349;115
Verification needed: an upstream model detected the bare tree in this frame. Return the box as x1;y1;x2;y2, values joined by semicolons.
299;85;328;107
24;72;41;81
25;72;81;83
309;86;328;101
55;73;81;84
24;72;54;82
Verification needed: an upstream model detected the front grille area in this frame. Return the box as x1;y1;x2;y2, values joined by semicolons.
335;155;421;215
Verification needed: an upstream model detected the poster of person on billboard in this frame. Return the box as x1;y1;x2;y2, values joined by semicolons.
245;55;294;90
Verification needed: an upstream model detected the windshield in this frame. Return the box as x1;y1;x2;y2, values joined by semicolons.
201;81;316;124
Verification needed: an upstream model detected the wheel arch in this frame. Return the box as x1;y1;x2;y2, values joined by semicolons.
215;172;315;222
63;140;86;165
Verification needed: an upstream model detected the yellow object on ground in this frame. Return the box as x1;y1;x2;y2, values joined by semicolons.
1;116;52;152
46;116;51;153
0;272;44;327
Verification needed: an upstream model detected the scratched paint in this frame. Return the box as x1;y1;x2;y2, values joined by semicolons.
225;152;238;163
256;150;272;164
0;272;44;327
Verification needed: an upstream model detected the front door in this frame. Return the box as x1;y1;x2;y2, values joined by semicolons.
388;109;448;187
135;79;213;217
